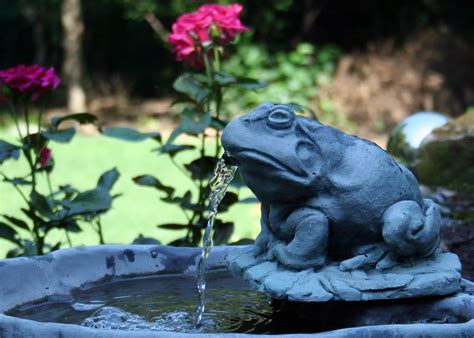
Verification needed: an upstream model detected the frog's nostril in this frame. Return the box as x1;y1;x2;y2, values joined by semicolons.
267;107;294;129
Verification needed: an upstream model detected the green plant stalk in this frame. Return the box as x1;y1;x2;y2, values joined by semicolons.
65;229;73;247
6;99;43;254
96;218;105;245
203;50;213;87
36;99;45;154
157;137;198;189
46;173;54;197
169;155;198;188
213;47;223;158
22;99;44;255
213;47;220;72
185;48;215;244
7;100;23;140
0;170;29;205
23;98;31;144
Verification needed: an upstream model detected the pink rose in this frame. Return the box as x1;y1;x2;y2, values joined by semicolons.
198;4;248;44
168;3;248;68
39;147;52;167
0;64;60;101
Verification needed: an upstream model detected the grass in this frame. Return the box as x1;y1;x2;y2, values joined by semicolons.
0;126;261;257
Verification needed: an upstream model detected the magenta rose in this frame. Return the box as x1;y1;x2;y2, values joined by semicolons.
38;147;52;167
168;3;248;68
0;64;60;101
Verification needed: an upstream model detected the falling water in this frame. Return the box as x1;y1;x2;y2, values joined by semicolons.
195;155;237;326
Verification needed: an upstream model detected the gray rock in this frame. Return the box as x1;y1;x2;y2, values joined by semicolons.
414;111;474;192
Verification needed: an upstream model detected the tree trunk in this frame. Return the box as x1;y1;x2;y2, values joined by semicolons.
61;0;86;113
22;1;47;65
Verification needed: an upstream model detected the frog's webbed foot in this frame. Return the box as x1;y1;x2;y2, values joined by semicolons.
375;251;398;271
272;243;326;269
339;244;387;271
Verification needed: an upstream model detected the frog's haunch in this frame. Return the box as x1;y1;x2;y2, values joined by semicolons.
382;199;441;259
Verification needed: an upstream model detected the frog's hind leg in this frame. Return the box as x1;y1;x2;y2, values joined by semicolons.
339;244;387;271
272;208;328;270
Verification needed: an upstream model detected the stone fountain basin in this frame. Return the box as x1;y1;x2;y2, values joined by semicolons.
0;245;473;337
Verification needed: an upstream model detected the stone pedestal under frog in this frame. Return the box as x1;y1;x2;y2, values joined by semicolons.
223;103;461;301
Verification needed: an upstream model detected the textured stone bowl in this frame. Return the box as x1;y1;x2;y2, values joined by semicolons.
0;245;473;337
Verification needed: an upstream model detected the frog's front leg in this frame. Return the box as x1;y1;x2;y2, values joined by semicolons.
272;207;328;269
253;204;273;257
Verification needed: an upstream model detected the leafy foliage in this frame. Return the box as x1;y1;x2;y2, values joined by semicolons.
0;140;20;164
101;127;161;142
103;19;264;246
0;91;120;256
223;42;341;122
129;67;262;246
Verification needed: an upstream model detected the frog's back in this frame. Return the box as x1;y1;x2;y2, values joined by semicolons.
318;127;423;225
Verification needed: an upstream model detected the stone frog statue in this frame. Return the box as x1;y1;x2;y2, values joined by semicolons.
221;103;441;271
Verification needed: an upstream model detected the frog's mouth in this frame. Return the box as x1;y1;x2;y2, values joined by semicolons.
233;149;306;177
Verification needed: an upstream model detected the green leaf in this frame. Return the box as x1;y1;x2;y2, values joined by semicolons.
213;72;237;86
64;219;81;233
167;110;212;144
184;156;218;180
21;208;48;227
229;238;255;245
22;133;48;150
212;72;267;91
239;197;259;204
0;222;20;245
43;218;81;233
97;168;120;191
43;128;76;143
157;223;189;230
212;220;234;245
132;234;161;245
65;188;112;216
173;73;211;104
56;184;79;198
3;215;29;231
47;242;62;252
0;140;20;164
159;191;202;211
52;113;98;129
3;177;31;186
6;248;22;258
157;144;194;157
132;175;174;195
30;191;55;219
217;192;239;212
102;127;161;142
36;158;55;174
179;191;201;211
210;117;228;131
235;77;267;90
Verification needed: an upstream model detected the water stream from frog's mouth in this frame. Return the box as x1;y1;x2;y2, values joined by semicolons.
195;154;237;326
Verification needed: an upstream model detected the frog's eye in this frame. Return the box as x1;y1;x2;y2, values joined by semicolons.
267;107;295;129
